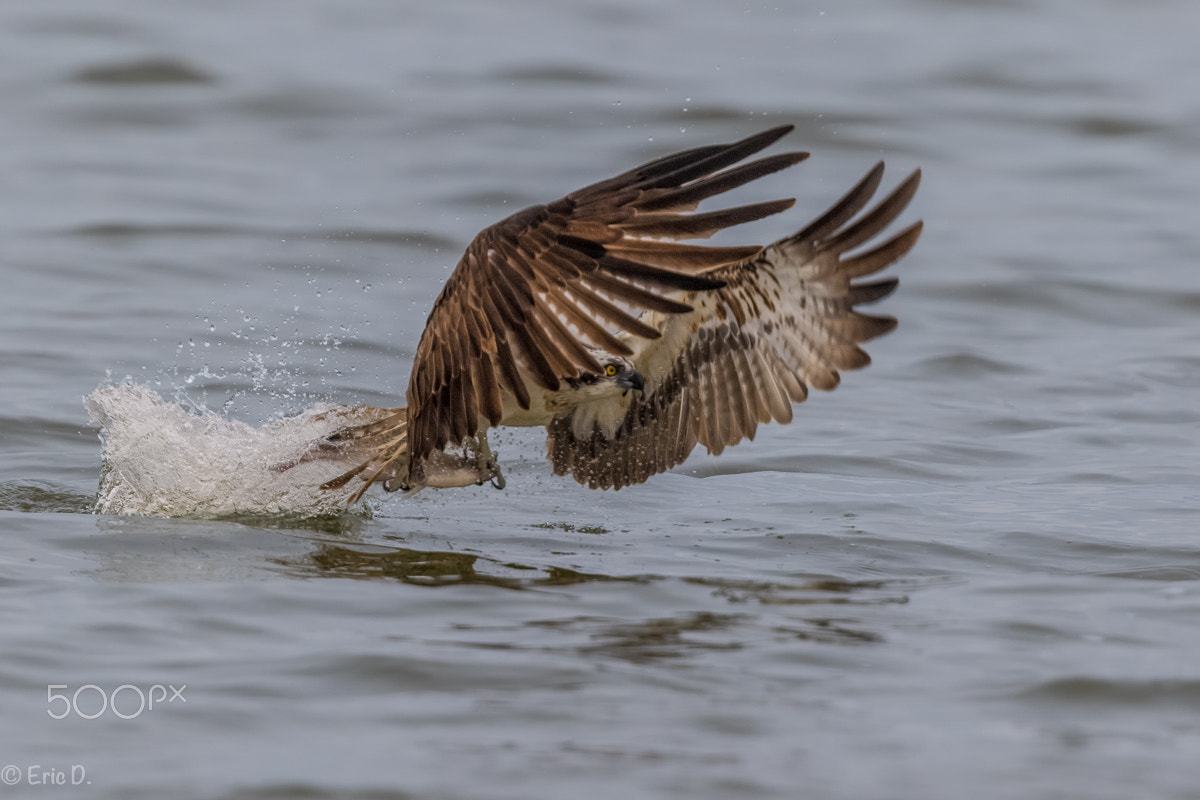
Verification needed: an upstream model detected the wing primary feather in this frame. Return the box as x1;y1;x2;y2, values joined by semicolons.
572;125;792;201
629;125;796;191
554;232;729;286
736;343;770;427
320;462;368;491
700;332;727;453
620;198;796;240
481;271;564;389
636;152;810;213
531;302;612;369
499;245;541;283
610;145;735;187
823;313;899;344
449;370;470;443
497;340;530;408
657;394;677;472
595;254;726;290
579;269;696;315
847;278;900;306
759;349;793;423
557;234;730;289
780;366;808;405
519;308;578;378
325;409;404;441
554;232;607;260
820;169;922;255
724;340;754;444
536;245;593;283
475;290;532;408
461;354;481;433
604;241;762;272
475;353;503;425
488;259;537;322
838;221;923;280
564;287;662;342
786;162;884;246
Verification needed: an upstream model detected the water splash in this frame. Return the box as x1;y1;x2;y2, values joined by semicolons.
84;384;385;518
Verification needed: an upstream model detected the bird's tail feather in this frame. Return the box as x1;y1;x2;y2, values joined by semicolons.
276;405;409;504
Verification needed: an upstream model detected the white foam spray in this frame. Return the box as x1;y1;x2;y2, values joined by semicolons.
84;384;378;517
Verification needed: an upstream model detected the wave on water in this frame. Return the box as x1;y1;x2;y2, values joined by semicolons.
84;384;385;518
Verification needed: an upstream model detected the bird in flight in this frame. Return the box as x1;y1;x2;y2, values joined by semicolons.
293;125;921;503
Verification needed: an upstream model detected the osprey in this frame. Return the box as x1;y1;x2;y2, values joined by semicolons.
300;126;922;502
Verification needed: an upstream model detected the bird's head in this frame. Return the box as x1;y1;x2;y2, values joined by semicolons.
564;354;645;399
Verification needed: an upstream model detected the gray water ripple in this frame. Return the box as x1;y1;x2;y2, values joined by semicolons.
71;57;216;86
1019;677;1200;708
0;480;93;514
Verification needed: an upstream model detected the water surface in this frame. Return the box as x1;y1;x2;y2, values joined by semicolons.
2;1;1200;798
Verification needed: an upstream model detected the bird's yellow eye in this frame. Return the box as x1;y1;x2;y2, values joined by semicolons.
605;364;618;377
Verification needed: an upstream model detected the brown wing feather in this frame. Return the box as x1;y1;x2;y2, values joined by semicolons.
404;126;809;484
548;166;922;490
283;405;410;503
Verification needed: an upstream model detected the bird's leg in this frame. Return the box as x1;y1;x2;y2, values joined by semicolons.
417;433;504;491
472;430;505;490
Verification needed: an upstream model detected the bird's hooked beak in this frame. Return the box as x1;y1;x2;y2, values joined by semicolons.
617;369;645;395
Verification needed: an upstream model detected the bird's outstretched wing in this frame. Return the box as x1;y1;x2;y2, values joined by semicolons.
403;126;809;484
546;164;922;489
